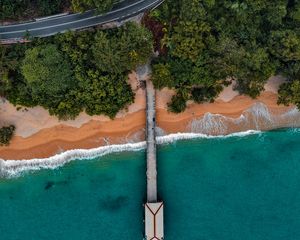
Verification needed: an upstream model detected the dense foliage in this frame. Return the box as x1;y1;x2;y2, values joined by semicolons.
0;125;15;146
0;0;69;20
21;45;74;108
92;24;153;73
278;80;300;108
150;0;300;112
0;23;153;119
0;0;118;21
71;0;117;13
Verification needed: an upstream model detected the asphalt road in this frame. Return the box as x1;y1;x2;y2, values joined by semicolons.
0;0;162;40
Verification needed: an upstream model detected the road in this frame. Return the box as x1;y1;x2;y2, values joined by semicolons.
0;0;163;41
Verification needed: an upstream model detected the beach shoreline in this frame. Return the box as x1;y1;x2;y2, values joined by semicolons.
1;76;300;161
1;92;299;160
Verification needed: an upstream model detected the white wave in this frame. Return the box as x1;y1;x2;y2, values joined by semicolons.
287;127;300;133
155;126;166;137
0;130;261;178
189;103;300;134
245;102;273;128
0;142;146;178
190;113;228;135
157;130;261;144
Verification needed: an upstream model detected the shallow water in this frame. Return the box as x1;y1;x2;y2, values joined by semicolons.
1;129;300;239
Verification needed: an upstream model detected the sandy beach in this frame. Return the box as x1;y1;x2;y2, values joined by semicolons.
1;75;300;160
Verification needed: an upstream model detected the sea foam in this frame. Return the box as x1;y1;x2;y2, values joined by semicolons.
0;130;261;178
190;104;300;135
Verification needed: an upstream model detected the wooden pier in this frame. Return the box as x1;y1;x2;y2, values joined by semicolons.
146;79;158;203
144;79;164;240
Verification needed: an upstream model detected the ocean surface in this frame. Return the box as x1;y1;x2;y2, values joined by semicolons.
1;129;300;240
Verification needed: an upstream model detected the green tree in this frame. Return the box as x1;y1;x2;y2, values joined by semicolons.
288;1;300;22
0;125;15;146
71;0;117;13
21;44;75;108
269;30;300;62
278;80;300;108
234;47;277;98
151;63;174;89
0;0;67;21
77;70;134;118
169;21;214;62
0;45;9;96
191;85;223;104
92;23;153;73
167;89;189;113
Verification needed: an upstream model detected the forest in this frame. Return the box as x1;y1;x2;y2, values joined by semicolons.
0;23;153;120
71;0;118;13
0;0;117;21
150;0;300;112
0;0;70;20
1;0;300;118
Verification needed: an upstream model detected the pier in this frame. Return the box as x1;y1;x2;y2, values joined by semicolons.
146;79;158;203
144;79;164;240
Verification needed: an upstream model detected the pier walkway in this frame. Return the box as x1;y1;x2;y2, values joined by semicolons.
137;63;164;239
144;72;164;240
146;79;158;203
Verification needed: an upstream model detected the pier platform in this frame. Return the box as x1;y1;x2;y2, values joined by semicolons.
145;202;164;240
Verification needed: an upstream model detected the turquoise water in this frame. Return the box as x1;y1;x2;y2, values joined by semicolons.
1;129;300;239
